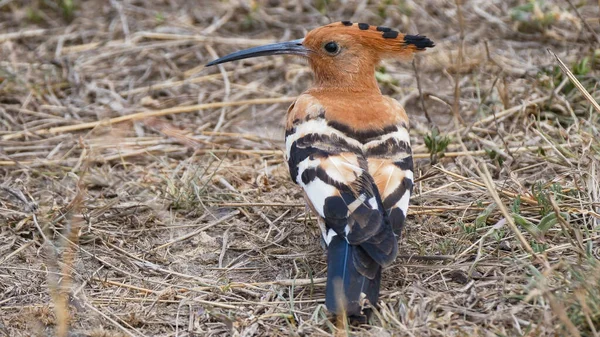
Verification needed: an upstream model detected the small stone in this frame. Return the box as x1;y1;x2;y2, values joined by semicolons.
447;270;470;284
499;241;512;251
140;95;160;108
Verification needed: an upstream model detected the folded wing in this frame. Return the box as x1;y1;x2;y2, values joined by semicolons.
285;95;400;317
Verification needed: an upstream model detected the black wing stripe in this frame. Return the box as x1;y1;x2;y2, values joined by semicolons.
296;133;362;155
394;156;414;171
323;195;351;232
327;120;400;143
382;177;413;210
387;207;406;236
286;141;331;183
301;166;353;193
366;137;410;157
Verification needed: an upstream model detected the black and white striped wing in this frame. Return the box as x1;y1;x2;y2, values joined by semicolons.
365;125;414;237
284;113;398;272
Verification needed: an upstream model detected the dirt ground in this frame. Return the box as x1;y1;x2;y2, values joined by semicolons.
1;1;600;336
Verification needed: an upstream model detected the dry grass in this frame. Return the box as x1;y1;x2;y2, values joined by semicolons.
1;0;600;336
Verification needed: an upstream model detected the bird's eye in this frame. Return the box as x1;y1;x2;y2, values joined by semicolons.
324;42;340;55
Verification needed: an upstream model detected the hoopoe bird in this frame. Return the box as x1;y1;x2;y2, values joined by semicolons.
207;21;433;319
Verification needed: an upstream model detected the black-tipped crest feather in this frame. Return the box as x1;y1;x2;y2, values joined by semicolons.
404;34;435;49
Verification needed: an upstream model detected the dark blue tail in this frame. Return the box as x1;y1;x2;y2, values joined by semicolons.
325;235;382;318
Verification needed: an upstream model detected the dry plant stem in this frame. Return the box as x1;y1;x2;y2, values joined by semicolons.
93;277;312;308
452;0;466;126
60;32;277;54
53;218;80;337
152;211;239;251
454;133;538;258
233;277;327;288
0;28;48;42
479;163;539;259
549;49;600;114
218;228;230;268
575;290;600;337
435;166;539;206
1;97;295;140
564;0;600;45
0;240;34;265
397;254;454;261
83;302;142;337
517;235;600;260
43;170;87;337
450;96;551;137
546;292;582;337
119;61;276;96
549;196;586;256
490;102;514;159
412;58;432;125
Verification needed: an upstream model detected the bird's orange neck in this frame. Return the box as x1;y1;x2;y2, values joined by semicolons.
308;57;381;94
313;72;381;93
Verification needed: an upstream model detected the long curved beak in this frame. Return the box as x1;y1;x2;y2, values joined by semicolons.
206;39;307;66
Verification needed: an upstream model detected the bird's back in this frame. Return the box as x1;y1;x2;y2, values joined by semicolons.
285;90;413;318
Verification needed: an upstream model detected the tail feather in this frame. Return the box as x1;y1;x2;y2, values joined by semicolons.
360;230;398;267
326;236;381;318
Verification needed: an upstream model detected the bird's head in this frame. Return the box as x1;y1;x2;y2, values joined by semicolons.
207;21;434;90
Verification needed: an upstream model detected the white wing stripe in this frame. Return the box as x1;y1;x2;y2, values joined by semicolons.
363;128;411;149
302;178;339;217
404;170;414;182
295;156;320;184
325;228;337;245
396;189;411;218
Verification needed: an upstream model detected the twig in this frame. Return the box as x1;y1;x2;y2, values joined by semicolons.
549;197;586;256
412;58;432;125
564;0;600;45
0;241;34;266
152;211;239;251
452;0;466;126
546;293;582;337
479;161;538;258
1;97;295;140
435;166;539;205
397;254;454;261
60;32;277;54
119;61;276;96
549;49;600;114
83;302;142;337
449;96;551;136
218;228;230;268
0;29;49;42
